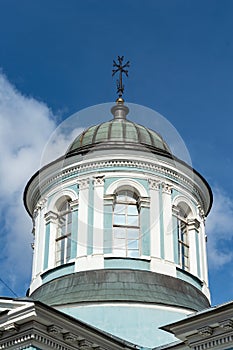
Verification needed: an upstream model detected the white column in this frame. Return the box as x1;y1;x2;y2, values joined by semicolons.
148;179;161;259
198;207;209;285
93;176;105;255
188;219;200;276
77;178;89;257
162;183;174;263
35;198;47;275
31;207;40;280
30;198;47;293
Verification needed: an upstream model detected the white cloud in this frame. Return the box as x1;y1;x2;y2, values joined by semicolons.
206;186;233;268
0;73;82;297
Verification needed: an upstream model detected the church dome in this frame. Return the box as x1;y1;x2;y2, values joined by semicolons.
66;102;171;156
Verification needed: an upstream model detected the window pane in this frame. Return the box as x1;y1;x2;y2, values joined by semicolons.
128;250;140;258
66;237;71;261
127;215;139;226
114;204;126;214
117;193;127;201
127;240;139;249
114;214;126;225
114;227;126;238
127;205;138;215
67;222;72;234
114;238;125;248
127;229;139;239
67;212;72;223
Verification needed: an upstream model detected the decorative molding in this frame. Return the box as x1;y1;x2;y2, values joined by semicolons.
33;198;47;217
70;199;79;211
37;198;47;210
219;319;233;330
47;325;63;334
138;196;150;209
77;178;90;190
161;182;172;194
0;330;107;350
172;205;180;216
188;219;200;231
148;178;160;190
78;339;93;348
93;175;105;187
197;326;213;337
63;332;78;342
44;210;58;224
3;323;19;332
103;194;115;205
197;204;205;219
192;334;233;350
29;158;209;217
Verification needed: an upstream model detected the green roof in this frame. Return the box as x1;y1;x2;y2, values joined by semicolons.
67;118;171;156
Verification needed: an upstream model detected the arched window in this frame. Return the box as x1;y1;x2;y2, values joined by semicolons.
56;199;72;266
176;203;191;271
113;190;140;257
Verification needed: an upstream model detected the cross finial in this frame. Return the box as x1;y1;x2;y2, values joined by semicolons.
112;56;130;100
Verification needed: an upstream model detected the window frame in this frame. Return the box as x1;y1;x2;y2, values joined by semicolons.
112;189;141;258
55;199;72;266
177;214;189;271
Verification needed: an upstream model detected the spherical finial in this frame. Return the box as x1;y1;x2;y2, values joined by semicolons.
116;97;125;104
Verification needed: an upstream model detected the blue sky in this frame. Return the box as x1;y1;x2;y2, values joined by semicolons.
0;0;232;306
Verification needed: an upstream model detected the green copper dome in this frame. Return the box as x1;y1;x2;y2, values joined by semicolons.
67;102;171;156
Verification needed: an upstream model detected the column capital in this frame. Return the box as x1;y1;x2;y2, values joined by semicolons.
197;204;206;219
77;178;90;190
148;178;160;190
161;182;172;194
93;175;105;187
35;197;47;213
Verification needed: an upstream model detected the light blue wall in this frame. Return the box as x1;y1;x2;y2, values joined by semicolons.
141;206;150;256
59;304;187;349
104;202;113;254
104;258;150;270
176;269;202;290
173;216;179;264
43;223;50;270
195;231;201;278
42;263;75;283
71;208;78;258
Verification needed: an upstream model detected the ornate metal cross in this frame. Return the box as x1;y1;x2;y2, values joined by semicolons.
112;56;130;98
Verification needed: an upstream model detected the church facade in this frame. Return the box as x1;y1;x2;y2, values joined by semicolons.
0;87;232;349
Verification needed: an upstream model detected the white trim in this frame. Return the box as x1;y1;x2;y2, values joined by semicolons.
172;195;196;218
47;189;78;212
106;178;148;197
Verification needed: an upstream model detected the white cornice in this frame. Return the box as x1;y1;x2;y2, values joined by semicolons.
25;156;211;217
0;301;138;350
